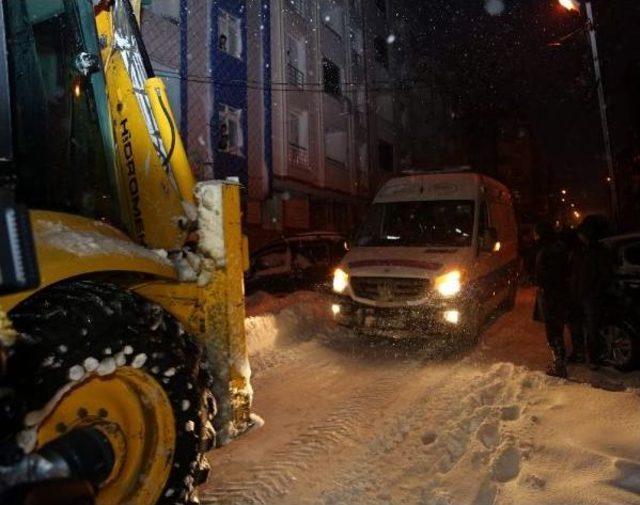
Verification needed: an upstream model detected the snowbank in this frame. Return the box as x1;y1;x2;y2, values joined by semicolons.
244;291;334;357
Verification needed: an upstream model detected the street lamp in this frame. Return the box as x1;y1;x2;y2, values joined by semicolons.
558;0;619;225
559;0;580;11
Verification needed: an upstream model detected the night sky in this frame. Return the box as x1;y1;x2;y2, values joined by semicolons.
408;0;640;217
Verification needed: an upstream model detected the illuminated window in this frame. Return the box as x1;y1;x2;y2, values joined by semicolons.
218;10;242;59
218;104;243;156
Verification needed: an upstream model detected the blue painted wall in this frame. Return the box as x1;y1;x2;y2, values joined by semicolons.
211;0;249;187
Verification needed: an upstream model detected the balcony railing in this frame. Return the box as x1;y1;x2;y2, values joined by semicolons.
288;144;310;170
287;63;305;88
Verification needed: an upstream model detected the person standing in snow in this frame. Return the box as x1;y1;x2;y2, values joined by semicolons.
573;217;613;369
563;228;586;363
533;221;570;378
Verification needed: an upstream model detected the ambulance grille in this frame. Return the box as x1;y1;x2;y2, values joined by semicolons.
350;277;429;302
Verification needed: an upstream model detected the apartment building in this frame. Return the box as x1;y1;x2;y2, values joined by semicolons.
141;0;271;188
250;0;404;245
141;0;419;248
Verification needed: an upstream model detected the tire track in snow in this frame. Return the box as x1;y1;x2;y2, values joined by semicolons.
314;362;526;505
201;367;411;505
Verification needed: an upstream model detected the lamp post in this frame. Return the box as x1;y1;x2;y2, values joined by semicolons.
558;0;618;225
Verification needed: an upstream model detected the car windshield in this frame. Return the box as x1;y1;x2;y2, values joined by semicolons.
355;200;475;248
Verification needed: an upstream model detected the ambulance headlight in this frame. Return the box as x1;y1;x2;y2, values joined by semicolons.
435;270;462;297
333;268;349;294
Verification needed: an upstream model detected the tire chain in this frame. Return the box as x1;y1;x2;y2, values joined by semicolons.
6;281;217;505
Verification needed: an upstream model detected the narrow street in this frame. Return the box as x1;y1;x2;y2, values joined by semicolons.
202;289;640;505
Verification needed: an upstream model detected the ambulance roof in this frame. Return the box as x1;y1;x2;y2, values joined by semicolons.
374;172;511;204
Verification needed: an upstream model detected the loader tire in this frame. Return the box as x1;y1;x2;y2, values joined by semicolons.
6;281;216;505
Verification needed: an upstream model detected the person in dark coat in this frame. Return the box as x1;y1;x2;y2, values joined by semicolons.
533;221;570;378
563;228;586;363
574;216;613;369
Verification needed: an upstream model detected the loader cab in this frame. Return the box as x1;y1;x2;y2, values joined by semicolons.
1;0;119;225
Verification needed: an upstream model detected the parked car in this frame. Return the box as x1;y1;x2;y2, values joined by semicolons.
246;232;348;294
600;232;640;370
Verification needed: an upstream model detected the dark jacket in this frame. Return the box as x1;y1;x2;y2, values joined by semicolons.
572;241;612;303
533;238;570;322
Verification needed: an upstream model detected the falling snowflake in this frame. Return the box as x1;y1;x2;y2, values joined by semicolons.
484;0;505;16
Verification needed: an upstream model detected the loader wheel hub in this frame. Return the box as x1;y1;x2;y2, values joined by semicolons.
35;367;176;505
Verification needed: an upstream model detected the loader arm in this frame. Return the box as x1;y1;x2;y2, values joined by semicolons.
94;0;197;250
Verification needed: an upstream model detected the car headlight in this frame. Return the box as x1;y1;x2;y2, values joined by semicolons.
435;270;462;297
333;268;349;294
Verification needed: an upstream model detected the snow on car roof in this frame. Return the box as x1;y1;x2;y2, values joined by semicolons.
289;231;345;240
253;232;346;254
602;232;640;248
603;232;640;244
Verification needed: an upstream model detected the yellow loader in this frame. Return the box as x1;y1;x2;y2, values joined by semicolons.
0;0;252;503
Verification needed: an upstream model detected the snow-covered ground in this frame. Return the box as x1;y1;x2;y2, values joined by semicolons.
203;288;640;505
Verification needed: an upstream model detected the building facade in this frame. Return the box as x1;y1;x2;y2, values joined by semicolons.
142;0;458;249
142;0;272;187
253;0;416;246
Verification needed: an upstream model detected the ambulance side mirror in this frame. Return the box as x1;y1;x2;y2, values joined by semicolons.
345;230;357;252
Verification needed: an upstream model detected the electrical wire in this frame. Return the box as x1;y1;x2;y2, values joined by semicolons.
154;68;451;94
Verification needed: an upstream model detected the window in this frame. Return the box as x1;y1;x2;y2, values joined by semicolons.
146;0;180;22
351;29;364;56
358;142;369;172
322;58;342;96
292;241;331;269
286;35;306;86
290;0;307;17
218;10;242;59
375;0;387;13
254;244;289;275
321;0;344;37
5;0;118;225
377;93;394;122
288;110;309;150
355;201;475;248
325;128;348;164
625;243;640;266
218;105;244;156
378;140;394;172
374;36;389;68
478;202;490;241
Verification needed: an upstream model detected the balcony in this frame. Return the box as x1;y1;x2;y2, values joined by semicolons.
287;63;305;88
288;144;310;170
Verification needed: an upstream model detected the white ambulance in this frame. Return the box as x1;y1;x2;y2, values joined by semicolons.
332;171;519;341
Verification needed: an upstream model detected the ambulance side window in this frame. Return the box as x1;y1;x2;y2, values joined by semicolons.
478;202;490;236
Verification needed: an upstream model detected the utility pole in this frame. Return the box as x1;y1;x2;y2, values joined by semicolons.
360;1;375;195
585;1;618;225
